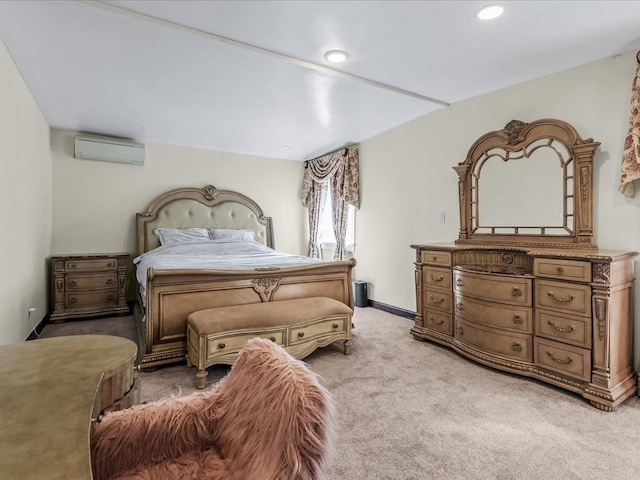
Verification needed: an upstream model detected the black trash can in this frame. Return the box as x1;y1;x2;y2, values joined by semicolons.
353;280;368;308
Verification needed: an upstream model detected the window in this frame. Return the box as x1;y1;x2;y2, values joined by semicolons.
317;189;355;254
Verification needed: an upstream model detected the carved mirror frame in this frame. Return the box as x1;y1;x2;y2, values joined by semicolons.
454;118;600;248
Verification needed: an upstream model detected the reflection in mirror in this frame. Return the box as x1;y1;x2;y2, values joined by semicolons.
472;139;573;235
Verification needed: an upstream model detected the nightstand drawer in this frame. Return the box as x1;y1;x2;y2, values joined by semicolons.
66;258;117;271
67;273;117;290
66;289;118;309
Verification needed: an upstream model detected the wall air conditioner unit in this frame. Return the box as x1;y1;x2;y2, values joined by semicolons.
74;134;145;166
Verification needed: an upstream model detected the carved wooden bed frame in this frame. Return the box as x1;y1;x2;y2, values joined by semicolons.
134;184;355;369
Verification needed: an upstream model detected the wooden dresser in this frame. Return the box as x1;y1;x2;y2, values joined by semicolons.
0;335;138;479
411;245;637;411
50;253;130;322
411;118;638;411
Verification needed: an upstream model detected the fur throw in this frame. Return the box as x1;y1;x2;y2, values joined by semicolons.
91;338;336;480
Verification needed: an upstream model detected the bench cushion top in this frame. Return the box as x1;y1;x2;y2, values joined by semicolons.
187;297;353;334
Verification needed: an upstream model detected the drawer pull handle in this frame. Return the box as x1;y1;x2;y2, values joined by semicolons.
511;287;522;297
106;295;114;302
513;315;523;324
332;323;339;329
547;291;575;303
456;302;464;311
546;351;573;365
298;332;305;338
556;267;564;274
70;263;77;269
106;279;114;285
547;319;576;333
430;316;444;326
430;296;445;304
269;337;276;342
432;256;438;261
107;262;114;267
69;280;77;287
456;279;464;287
456;326;464;335
430;273;444;282
218;343;226;349
512;342;522;352
69;297;77;304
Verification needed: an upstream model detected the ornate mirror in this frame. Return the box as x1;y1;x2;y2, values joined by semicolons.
454;119;600;248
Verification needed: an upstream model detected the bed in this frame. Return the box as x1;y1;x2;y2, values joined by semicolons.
133;184;355;369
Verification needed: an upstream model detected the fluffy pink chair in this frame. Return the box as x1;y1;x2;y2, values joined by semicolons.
91;338;336;480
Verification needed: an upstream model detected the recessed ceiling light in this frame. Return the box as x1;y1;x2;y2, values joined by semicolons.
281;145;292;151
476;5;504;20
324;50;348;63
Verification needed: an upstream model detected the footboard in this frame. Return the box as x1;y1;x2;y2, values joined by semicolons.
137;259;355;369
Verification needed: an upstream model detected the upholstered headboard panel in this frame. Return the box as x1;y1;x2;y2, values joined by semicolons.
136;185;274;256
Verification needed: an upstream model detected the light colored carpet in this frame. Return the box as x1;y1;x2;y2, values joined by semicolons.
39;308;640;479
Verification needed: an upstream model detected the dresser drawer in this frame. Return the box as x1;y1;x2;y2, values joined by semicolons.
424;288;452;313
533;258;591;282
454;294;532;333
65;258;117;271
209;329;285;353
66;273;117;290
289;316;348;344
423;267;452;289
534;337;591;382
455;318;532;362
65;289;118;309
421;250;452;266
535;280;591;317
454;270;532;306
423;309;452;335
535;309;591;348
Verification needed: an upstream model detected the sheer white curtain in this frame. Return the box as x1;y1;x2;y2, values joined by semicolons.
300;147;360;260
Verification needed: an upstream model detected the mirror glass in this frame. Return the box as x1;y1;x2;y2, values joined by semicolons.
471;139;573;236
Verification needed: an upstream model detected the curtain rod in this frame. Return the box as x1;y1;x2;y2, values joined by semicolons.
310;143;357;161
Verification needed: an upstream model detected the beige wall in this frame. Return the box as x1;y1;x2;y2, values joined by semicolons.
354;50;640;367
0;39;52;344
51;130;306;261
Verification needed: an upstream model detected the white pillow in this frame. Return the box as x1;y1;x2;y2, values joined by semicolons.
154;227;210;246
209;228;256;241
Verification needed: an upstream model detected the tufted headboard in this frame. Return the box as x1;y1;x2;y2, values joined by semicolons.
136;184;274;256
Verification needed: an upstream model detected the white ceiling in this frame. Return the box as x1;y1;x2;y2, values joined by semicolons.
1;0;639;161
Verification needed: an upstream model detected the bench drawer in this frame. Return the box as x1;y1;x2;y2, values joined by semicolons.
207;328;286;354
289;316;348;345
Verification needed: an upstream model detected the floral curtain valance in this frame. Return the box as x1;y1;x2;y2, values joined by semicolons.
619;51;640;197
301;147;360;209
300;146;360;260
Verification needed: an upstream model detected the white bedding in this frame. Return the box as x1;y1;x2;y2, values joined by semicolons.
133;239;324;286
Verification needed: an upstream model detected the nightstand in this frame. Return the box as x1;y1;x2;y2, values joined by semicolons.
50;253;130;322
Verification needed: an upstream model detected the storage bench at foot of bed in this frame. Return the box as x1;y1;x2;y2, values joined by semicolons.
186;296;353;388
